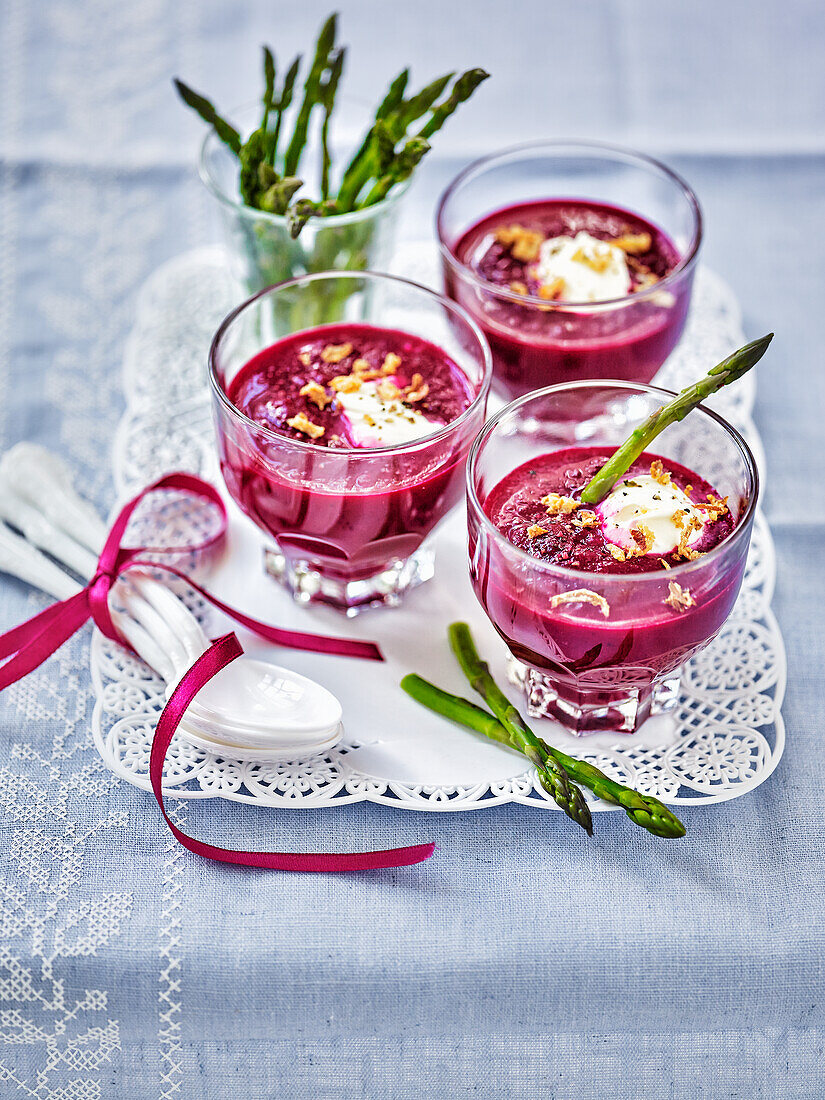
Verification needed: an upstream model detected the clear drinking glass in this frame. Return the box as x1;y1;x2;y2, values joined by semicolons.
437;141;702;400
210;271;492;615
466;382;757;735
200;106;408;298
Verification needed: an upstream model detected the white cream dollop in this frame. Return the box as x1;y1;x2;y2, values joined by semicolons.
532;231;631;303
595;474;706;556
335;381;440;447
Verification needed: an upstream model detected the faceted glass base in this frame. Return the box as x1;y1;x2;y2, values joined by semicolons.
264;545;435;616
507;657;682;736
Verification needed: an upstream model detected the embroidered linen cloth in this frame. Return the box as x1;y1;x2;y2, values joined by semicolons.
0;1;822;1097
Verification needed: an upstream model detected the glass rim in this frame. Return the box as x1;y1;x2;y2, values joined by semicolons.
198;113;411;230
208;269;493;458
435;138;703;311
466;378;759;583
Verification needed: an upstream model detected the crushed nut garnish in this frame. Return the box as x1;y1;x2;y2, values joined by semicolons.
630;524;655;555
299;381;331;409
298;351;312;367
494;224;543;263
381;352;402;375
287;412;325;439
377;378;401;401
350;357;381;380
672;508;686;531
635;272;660;290
571;509;599;529
695;493;729;520
611;232;652;254
571;247;611;273
541;493;579;515
320;342;353;364
404;373;429;403
538;277;566;300
509;280;529;296
550;589;611;618
675;515;703;560
660;558;671;570
650;459;671;485
330;374;362;393
526;524;547;538
665;580;696;613
607;544;627;562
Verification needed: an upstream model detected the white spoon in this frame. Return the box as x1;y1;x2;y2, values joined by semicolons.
0;444;344;758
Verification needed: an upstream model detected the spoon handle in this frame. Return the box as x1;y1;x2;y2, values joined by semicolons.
0;520;82;602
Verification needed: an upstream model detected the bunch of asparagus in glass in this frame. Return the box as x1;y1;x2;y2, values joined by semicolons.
174;12;489;237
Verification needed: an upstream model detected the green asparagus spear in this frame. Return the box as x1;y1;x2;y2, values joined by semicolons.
580;334;773;505
359;136;430;207
402;640;687;839
283;13;337;177
269;54;301;165
337;68;409;208
262;46;276;130
259;176;303;215
416;68;490;139
173;79;241;154
446;624;593;834
238;129;269;206
375;68;410;119
385;72;454;140
287;197;323;239
541;743;686;838
320;47;346;200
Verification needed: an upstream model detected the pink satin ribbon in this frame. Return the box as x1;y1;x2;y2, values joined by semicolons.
0;473;434;872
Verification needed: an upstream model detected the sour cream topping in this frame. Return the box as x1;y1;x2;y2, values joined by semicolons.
532;230;631;303
595;474;706;556
335;381;440;447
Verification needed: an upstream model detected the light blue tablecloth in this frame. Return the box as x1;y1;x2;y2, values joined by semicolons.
0;1;822;1097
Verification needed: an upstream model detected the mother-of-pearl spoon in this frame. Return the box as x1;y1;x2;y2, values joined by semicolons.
0;444;344;760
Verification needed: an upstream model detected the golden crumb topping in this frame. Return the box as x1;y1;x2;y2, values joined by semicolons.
675;515;703;560
571;509;599;529
381;352;402;375
550;589;611;618
321;342;353;364
611;232;652;254
665;580;696;613
541;493;579;516
695;493;729;520
495;224;543;263
509;280;528;296
376;378;402;401
298;351;312;367
330;374;362;393
537;277;566;301
606;544;627;562
571;247;611;274
526;524;547;538
287;412;325;439
299;381;331;409
630;524;655;555
650;459;671;485
404;374;429;403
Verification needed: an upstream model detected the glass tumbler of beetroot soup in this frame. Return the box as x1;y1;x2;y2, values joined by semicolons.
466;381;758;735
210;271;492;615
437;141;702;400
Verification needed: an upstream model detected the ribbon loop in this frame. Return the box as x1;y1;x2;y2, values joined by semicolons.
0;472;423;873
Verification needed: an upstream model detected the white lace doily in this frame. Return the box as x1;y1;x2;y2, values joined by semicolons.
95;245;785;813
